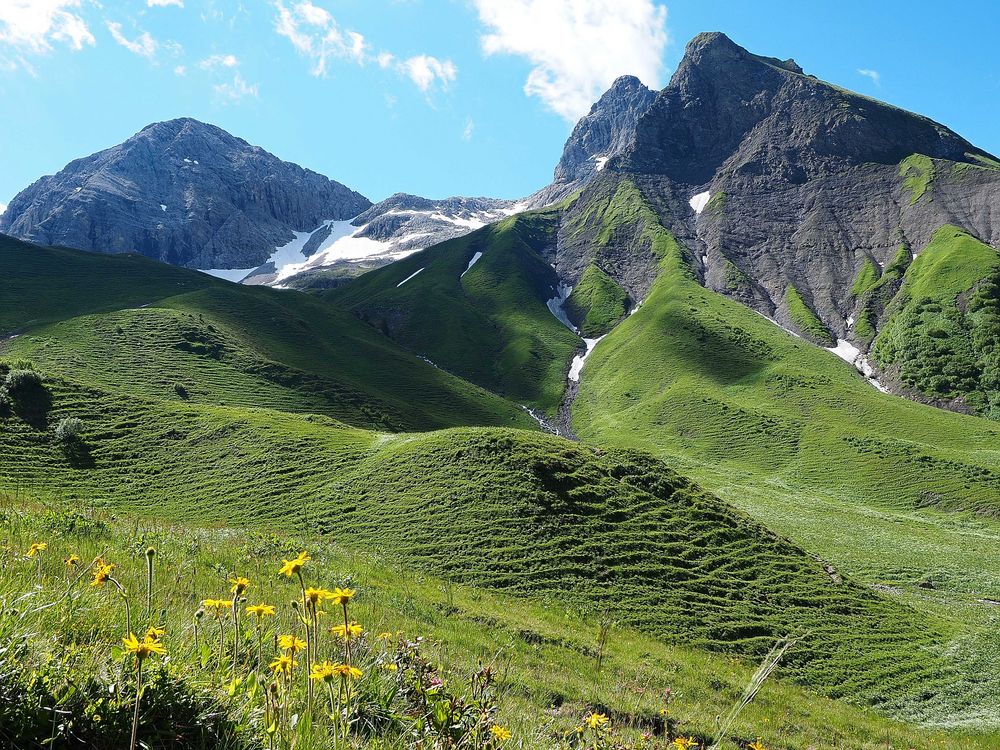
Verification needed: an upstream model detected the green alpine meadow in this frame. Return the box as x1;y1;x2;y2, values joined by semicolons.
2;9;1000;750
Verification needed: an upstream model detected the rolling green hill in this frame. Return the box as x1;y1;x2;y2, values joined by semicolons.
329;206;581;414
0;359;969;719
0;235;534;432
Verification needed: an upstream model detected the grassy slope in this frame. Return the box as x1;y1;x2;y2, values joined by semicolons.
330;207;581;414
871;225;1000;416
0;366;965;716
565;263;628;336
6;500;994;750
570;178;1000;725
0;235;533;432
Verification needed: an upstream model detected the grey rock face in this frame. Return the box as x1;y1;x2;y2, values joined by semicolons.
526;76;656;208
556;32;1000;344
0;118;371;269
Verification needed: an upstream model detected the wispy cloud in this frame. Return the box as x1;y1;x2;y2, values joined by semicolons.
214;72;258;103
0;0;95;65
106;21;157;59
272;1;456;94
174;64;186;76
199;53;238;70
462;117;475;141
471;0;668;122
858;68;881;86
148;0;184;7
401;54;456;92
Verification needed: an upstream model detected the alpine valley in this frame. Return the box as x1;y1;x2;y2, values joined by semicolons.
2;31;1000;750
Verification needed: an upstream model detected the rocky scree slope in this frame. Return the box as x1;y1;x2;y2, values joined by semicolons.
0;118;371;270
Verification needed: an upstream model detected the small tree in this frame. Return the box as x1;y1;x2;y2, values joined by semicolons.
54;417;84;444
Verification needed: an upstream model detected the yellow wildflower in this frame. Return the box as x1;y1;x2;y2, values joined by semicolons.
229;576;250;595
310;661;338;683
64;554;80;567
330;621;363;640
747;743;767;750
490;725;512;742
246;603;276;618
304;587;333;606
26;542;47;558
144;625;166;642
203;598;234;614
269;654;296;676
331;663;362;681
672;738;698;750
278;634;307;653
122;632;167;661
377;631;394;641
382;663;398;672
584;712;609;730
278;551;310;577
91;559;115;587
328;587;355;605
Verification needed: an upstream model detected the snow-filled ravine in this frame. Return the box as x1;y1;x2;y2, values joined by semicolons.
546;283;576;332
461;251;483;278
396;267;424;287
568;337;606;382
826;338;890;393
689;191;711;214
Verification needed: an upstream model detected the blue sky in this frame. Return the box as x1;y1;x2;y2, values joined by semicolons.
1;0;999;211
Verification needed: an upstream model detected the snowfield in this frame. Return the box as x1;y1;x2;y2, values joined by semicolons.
568;336;606;382
689;191;711;214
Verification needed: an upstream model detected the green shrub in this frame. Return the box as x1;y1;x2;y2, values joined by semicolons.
54;417;84;444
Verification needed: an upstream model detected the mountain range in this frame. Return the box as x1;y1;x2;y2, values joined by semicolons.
3;31;1000;746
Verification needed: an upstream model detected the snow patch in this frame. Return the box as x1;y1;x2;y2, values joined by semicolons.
183;158;192;163
826;338;890;393
847;316;855;327
396;267;424;287
461;251;483;278
752;310;802;339
594;155;609;171
689;191;711;214
159;204;167;212
628;299;645;317
568;336;606;382
546;283;577;333
200;268;256;283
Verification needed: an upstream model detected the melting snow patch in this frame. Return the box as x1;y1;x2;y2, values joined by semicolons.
461;251;483;278
183;158;192;163
160;204;167;212
689;191;711;214
826;339;890;393
546;283;577;333
568;336;606;383
628;299;645;317
847;316;855;327
396;267;424;287
594;155;609;171
752;310;802;339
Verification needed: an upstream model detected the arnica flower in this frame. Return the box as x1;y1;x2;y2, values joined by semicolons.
331;663;363;681
278;634;307;653
328;587;356;605
584;712;610;730
490;725;512;742
229;576;250;595
672;738;698;750
122;633;167;661
382;663;398;672
203;598;234;613
64;554;80;567
377;631;393;641
145;625;166;642
278;551;310;577
330;621;363;641
26;542;47;557
304;587;332;606
246;603;276;618
91;559;115;587
309;661;338;683
269;654;296;676
747;742;767;750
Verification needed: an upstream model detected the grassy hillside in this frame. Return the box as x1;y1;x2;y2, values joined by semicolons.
6;497;994;750
0;235;534;432
0;361;969;717
565;263;629;336
329;207;581;414
871;225;1000;417
569;177;1000;725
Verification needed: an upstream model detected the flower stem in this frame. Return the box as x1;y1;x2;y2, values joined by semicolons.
129;658;143;750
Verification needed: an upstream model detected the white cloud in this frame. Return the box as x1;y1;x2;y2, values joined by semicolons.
0;0;95;56
274;1;366;77
199;53;238;70
376;50;394;69
472;0;668;122
148;0;183;7
0;203;6;216
214;72;258;102
174;64;186;76
858;68;881;86
462;117;474;141
106;21;157;59
401;54;456;92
